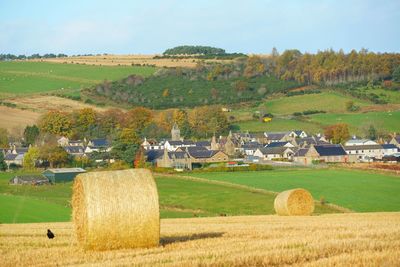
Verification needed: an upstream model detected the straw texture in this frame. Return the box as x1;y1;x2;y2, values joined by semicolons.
274;188;315;216
72;169;160;250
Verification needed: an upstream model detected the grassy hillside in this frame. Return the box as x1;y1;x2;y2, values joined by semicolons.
84;71;301;109
309;110;400;133
0;61;155;96
229;89;400;134
263;91;370;115
235;117;323;133
188;169;400;212
2;213;400;266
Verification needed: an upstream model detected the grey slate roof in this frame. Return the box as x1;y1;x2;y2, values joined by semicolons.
344;145;383;150
265;132;290;140
266;141;291;148
145;149;164;161
5;153;18;160
195;141;211;147
90;139;109;147
314;145;347;156
44;168;86;174
242;142;263;149
382;144;398;150
258;147;292;155
64;146;85;154
294;148;308;157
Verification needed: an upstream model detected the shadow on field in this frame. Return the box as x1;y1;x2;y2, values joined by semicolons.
160;232;225;246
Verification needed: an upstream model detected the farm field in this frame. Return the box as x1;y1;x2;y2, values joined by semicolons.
188;169;400;212
32;54;237;68
2;212;400;266
7;95;109;113
0;106;41;133
0;172;337;223
234;117;323;133
263;91;370;115
0;61;155;95
308;110;400;133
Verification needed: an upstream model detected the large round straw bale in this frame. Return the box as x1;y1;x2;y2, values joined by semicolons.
274;188;314;216
72;169;159;250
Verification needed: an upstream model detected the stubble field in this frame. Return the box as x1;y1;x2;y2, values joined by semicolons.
1;212;399;266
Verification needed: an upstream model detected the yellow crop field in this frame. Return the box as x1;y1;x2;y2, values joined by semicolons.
2;212;399;266
31;54;236;68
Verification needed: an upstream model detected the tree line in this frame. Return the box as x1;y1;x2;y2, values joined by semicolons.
163;45;226;55
269;48;400;85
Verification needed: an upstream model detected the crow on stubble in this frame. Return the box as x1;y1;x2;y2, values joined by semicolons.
47;229;55;239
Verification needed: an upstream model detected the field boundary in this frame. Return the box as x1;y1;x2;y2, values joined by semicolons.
156;173;353;213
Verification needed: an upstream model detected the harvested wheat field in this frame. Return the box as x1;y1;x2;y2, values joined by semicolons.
1;212;399;266
0;106;40;132
8;95;108;113
33;54;234;68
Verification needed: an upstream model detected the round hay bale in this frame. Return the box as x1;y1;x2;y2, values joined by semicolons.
274;188;314;216
72;169;159;250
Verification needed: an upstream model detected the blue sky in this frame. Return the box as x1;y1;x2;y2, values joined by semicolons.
0;0;399;55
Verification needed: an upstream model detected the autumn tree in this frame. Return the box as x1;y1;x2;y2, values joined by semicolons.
324;123;350;144
39;145;69;168
133;146;146;168
188;106;229;137
0;153;7;171
0;128;9;148
39;110;72;137
98;108;125;136
393;65;400;82
124;107;153;133
244;56;266;78
23;146;40;170
234;80;248;92
111;128;141;166
72;108;97;137
23;125;40;146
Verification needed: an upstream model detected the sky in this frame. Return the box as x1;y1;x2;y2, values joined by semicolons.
0;0;399;55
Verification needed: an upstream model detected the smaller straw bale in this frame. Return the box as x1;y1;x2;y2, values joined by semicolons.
274;188;315;216
72;169;159;250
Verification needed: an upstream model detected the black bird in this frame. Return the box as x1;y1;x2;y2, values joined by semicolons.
47;229;55;239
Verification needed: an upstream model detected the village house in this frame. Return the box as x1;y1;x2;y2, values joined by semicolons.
344;144;384;161
85;138;111;153
239;142;264;156
64;146;85;157
254;146;296;161
156;148;192;170
264;131;294;144
345;138;378;146
382;144;398;156
178;146;229;164
390;134;400;148
294;144;356;165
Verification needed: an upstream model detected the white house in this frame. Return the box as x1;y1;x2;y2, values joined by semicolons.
254;147;295;161
345;139;378;146
164;140;196;152
344;144;384;162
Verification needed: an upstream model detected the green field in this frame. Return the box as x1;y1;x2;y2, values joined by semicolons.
0;171;336;223
263;92;370;115
309;110;400;133
0;61;156;95
235;117;323;133
188;169;400;212
234;110;400;134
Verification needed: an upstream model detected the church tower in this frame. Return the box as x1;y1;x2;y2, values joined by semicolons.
171;122;181;141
